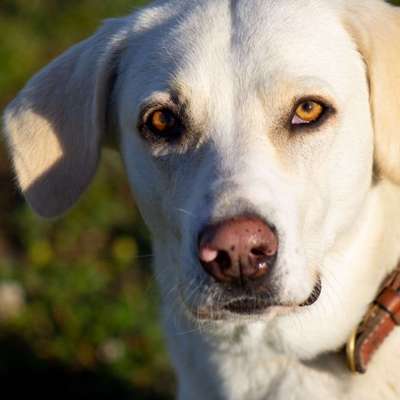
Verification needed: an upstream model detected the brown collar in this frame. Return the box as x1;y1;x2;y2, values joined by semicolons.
346;263;400;373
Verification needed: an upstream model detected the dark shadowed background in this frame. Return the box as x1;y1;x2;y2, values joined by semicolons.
0;1;399;399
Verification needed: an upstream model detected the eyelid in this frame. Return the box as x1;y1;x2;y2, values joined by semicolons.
139;102;176;122
137;102;175;132
289;96;336;130
137;101;187;146
292;96;330;114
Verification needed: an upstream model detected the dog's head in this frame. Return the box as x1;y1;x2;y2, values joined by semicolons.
3;0;400;357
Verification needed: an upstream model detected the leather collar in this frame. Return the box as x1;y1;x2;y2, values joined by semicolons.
346;263;400;373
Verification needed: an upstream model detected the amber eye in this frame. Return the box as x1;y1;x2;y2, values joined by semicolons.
292;100;325;125
146;109;179;136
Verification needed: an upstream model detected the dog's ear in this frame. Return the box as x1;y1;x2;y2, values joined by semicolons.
343;1;400;184
2;18;128;218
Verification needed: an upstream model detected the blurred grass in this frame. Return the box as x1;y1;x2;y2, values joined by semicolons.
0;1;174;399
0;0;400;399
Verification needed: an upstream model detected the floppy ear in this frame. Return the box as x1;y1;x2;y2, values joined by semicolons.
343;1;400;184
2;18;129;218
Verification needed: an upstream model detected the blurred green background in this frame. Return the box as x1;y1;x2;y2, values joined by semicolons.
0;1;175;399
0;1;399;399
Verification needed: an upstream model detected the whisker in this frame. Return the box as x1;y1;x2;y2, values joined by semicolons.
174;207;197;218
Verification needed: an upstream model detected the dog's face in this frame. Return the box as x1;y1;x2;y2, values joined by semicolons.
119;0;373;320
3;0;400;358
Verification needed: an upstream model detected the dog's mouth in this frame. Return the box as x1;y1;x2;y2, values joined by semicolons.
223;298;271;315
204;278;322;318
185;277;323;320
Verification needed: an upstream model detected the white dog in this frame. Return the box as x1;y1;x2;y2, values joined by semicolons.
3;0;400;398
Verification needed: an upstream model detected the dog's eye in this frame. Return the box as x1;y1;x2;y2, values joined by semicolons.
292;101;325;125
146;109;179;137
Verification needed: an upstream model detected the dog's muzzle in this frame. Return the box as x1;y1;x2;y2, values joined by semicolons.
193;215;321;317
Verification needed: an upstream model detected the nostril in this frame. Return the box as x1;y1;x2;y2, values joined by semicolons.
250;247;267;257
199;244;232;271
199;247;233;284
250;245;277;258
215;250;231;271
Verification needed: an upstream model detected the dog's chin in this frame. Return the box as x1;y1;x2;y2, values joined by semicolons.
186;279;322;322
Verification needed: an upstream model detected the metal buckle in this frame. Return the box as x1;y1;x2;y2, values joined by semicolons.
346;327;358;374
346;302;380;374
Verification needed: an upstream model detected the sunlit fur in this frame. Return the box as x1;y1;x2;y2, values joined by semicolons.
3;0;400;399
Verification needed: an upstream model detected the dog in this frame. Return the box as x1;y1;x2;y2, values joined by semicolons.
3;0;400;398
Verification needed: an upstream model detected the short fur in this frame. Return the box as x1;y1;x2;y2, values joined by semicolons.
3;1;400;399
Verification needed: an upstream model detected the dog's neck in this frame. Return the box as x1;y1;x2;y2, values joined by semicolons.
165;314;400;400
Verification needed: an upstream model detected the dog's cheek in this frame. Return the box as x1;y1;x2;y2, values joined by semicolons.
119;132;172;236
321;126;373;253
119;130;208;298
296;111;373;261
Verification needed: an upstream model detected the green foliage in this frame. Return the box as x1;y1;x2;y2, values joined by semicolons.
0;0;148;108
0;151;174;397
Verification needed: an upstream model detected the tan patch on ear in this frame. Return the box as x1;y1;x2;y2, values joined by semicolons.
343;1;400;184
4;110;63;193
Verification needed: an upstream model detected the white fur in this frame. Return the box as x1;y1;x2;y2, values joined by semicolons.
3;0;400;398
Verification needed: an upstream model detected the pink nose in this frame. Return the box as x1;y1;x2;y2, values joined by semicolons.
198;217;278;285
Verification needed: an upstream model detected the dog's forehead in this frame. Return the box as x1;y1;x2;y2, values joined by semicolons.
130;0;358;103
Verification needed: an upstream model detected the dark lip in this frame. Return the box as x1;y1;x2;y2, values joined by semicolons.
299;278;322;307
223;298;272;315
219;278;322;316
